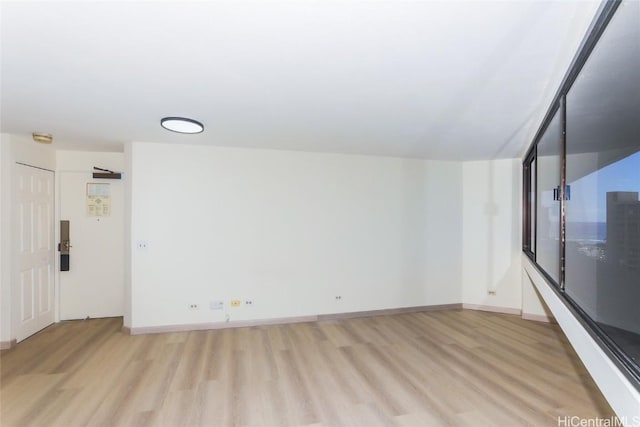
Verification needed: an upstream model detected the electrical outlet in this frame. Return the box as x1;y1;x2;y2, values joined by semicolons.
188;303;199;310
245;300;253;306
488;291;496;296
210;300;224;310
335;296;342;300
231;300;241;307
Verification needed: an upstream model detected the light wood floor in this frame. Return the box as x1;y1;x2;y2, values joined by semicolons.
1;310;614;426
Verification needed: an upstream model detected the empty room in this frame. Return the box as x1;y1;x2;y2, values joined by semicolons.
1;0;639;426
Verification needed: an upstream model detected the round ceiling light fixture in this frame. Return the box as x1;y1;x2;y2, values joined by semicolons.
160;117;204;134
32;132;53;144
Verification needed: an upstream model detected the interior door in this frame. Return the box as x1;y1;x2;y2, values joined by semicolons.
59;172;124;320
15;164;55;342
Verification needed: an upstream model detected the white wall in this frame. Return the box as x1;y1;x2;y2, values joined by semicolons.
128;142;463;328
9;134;56;171
124;143;133;328
0;134;56;344
0;135;10;345
56;150;124;172
461;159;523;312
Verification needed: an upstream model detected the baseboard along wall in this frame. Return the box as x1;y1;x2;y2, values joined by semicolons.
461;303;522;316
127;303;464;335
0;340;16;351
521;312;556;323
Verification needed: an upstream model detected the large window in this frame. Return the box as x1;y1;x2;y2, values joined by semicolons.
565;0;640;365
523;0;640;380
536;109;562;283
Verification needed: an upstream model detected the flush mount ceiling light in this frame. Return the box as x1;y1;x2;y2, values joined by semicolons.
32;132;53;144
160;117;204;134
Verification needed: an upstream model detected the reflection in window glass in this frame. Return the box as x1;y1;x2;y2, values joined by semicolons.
536;112;562;283
565;0;640;365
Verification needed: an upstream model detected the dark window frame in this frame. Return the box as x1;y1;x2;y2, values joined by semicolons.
521;0;640;389
522;146;536;260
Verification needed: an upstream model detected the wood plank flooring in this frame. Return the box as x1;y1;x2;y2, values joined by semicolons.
0;310;614;426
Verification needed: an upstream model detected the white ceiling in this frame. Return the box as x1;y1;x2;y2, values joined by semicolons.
1;1;600;160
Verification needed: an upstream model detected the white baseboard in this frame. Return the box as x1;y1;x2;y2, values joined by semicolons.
129;315;318;335
0;339;16;350
521;312;556;323
462;304;522;316
127;304;464;336
317;303;462;321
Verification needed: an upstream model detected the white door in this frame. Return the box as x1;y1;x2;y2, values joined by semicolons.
15;164;55;342
59;172;124;320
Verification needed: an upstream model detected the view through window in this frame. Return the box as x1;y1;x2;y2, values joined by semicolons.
523;0;639;375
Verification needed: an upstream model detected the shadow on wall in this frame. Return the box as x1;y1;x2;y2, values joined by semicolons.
464;154;522;309
480;111;534;306
402;160;463;304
